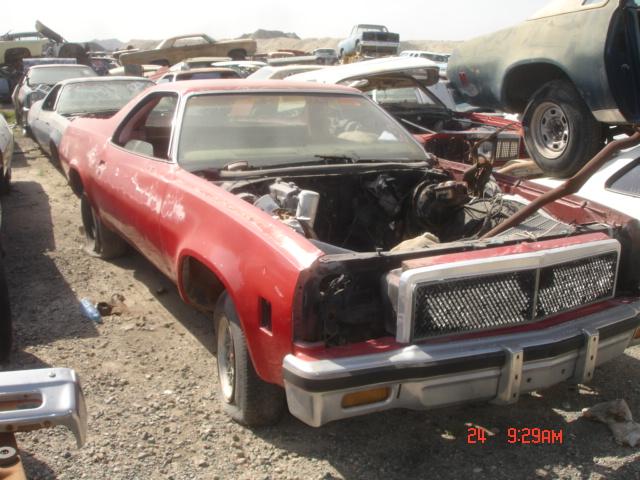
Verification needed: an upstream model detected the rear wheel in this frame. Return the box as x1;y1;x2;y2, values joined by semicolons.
214;294;285;427
522;79;604;178
80;194;128;259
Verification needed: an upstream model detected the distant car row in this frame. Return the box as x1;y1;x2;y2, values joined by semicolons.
20;56;525;169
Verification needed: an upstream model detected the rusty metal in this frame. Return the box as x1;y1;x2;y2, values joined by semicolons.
0;433;25;480
482;130;640;239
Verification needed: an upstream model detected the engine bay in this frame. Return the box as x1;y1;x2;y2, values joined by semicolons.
219;166;529;254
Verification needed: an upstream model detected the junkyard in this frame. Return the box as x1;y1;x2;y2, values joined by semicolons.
2;1;640;479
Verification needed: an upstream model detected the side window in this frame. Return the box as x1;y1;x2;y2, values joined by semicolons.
42;85;62;111
606;159;640;197
114;93;178;160
174;36;207;48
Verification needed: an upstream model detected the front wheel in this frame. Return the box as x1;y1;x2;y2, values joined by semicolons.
80;194;128;260
214;295;285;427
522;79;604;178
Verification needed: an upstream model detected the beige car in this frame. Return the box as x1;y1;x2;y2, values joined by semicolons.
118;34;256;66
0;34;48;64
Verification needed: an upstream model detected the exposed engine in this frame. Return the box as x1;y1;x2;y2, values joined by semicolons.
223;167;523;254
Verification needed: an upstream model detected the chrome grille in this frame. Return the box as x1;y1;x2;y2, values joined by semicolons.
411;251;618;341
413;271;536;338
496;139;520;160
537;252;618;317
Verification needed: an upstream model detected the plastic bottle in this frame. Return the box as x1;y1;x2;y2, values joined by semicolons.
80;298;102;324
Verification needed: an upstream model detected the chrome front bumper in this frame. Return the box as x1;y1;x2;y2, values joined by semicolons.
0;368;87;447
283;301;640;427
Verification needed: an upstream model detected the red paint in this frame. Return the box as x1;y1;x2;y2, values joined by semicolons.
57;79;635;387
293;299;625;362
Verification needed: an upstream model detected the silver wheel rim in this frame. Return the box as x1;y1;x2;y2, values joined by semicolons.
531;102;570;159
217;318;235;403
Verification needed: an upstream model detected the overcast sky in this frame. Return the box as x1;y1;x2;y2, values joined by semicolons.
3;0;550;42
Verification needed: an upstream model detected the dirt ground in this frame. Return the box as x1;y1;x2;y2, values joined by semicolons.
2;128;640;480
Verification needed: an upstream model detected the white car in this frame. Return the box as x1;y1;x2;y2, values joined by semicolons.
27;76;152;159
247;64;326;80
0;114;13;194
533;152;640;220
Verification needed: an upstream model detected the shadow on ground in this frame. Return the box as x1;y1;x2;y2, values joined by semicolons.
1;179;99;356
247;351;640;480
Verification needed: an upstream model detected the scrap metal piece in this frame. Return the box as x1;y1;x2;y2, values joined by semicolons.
0;368;87;448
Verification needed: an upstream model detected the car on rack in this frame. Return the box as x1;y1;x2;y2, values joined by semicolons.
12;63;97;131
58;79;640;427
338;24;400;62
118;34;257;66
288;56;525;164
448;0;640;177
27;76;152;160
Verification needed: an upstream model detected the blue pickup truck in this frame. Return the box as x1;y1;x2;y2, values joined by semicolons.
337;24;400;62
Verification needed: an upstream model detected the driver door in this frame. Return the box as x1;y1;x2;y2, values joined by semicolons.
91;92;179;276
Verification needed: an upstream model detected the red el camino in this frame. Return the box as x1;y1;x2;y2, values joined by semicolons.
59;80;640;427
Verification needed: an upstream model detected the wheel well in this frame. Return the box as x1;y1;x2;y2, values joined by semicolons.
227;49;247;61
4;47;30;65
503;63;571;113
68;169;83;197
180;256;225;311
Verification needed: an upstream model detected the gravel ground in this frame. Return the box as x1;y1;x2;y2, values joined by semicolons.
2;130;640;479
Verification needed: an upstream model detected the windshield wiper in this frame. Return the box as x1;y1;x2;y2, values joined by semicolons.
399;118;436;134
313;154;359;164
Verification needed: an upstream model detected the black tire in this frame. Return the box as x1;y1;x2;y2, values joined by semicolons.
522;79;604;178
50;143;61;168
0;153;9;195
214;294;285;427
0;260;12;362
80;194;128;260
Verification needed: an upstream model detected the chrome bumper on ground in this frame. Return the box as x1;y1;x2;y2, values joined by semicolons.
283;301;640;427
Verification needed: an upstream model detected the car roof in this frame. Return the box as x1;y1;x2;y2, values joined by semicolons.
28;64;93;71
55;76;154;87
174;67;239;74
149;79;359;96
286;56;439;84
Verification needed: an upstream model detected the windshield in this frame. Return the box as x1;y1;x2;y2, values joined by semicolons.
56;80;151;115
177;92;428;170
29;66;96;85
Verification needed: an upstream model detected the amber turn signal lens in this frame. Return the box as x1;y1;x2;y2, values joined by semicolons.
633;327;640;339
341;387;391;409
